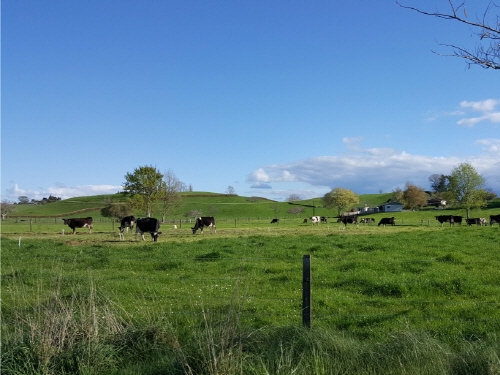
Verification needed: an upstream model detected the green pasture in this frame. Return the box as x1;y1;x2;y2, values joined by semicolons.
2;194;500;374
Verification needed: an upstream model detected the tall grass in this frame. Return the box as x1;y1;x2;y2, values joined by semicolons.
2;274;499;374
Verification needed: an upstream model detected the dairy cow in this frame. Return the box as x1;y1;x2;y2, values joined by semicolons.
453;216;463;225
435;215;454;226
337;216;358;226
378;217;395;226
310;216;320;225
192;217;216;234
490;214;500;226
135;217;161;242
119;216;135;233
62;217;93;234
360;218;375;224
271;218;279;224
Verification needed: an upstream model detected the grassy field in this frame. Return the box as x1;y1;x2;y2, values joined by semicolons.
2;194;500;374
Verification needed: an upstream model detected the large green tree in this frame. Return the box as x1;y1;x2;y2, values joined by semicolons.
123;165;163;217
448;162;486;218
323;187;359;217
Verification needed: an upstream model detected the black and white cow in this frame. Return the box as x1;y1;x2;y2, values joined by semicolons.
321;216;328;223
119;216;136;233
378;217;395;226
360;218;375;224
453;216;463;225
62;217;93;234
435;215;455;226
466;218;484;226
192;216;216;234
271;218;279;224
490;214;500;226
135;217;161;242
337;216;358;226
118;215;136;240
310;216;320;225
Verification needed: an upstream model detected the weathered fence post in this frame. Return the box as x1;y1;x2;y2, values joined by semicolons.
302;254;311;328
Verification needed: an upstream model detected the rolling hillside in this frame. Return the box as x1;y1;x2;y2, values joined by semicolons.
7;192;500;221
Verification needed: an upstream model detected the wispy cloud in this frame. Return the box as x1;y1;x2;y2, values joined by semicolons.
4;184;123;201
247;138;500;196
457;99;500;127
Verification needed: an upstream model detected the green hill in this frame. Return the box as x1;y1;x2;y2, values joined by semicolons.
7;192;500;220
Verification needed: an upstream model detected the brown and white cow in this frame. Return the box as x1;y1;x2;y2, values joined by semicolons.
62;217;93;234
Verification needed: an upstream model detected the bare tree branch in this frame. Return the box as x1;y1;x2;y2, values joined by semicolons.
397;1;500;69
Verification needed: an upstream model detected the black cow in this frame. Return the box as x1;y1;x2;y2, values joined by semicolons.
192;216;216;234
337;216;358;226
453;216;463;225
321;216;328;223
62;217;93;234
303;218;308;223
435;215;454;226
466;218;482;226
135;217;161;242
490;214;500;226
378;217;395;226
271;218;279;224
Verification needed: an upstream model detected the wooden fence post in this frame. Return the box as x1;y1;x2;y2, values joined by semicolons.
30;218;32;232
302;254;311;328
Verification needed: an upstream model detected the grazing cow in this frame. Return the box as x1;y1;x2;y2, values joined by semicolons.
360;218;375;224
303;218;308;224
490;214;500;226
466;218;482;226
453;216;463;225
310;216;321;225
135;217;161;242
378;217;395;226
119;215;136;233
337;216;358;226
271;218;279;224
479;218;487;226
62;217;93;234
321;216;328;223
435;215;454;226
192;216;216;234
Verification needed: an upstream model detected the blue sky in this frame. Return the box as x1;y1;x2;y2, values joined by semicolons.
2;0;499;202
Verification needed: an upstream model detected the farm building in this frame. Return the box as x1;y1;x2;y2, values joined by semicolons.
378;202;403;212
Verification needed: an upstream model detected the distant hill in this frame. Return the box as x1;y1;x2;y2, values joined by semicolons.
7;192;395;219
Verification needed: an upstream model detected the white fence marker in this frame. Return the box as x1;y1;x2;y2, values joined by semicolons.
19;237;21;248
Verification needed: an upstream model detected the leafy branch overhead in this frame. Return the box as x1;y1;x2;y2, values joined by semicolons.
397;1;500;70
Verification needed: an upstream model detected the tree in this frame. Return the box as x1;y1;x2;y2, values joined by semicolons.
397;1;500;70
123;165;163;217
448;162;486;217
101;202;133;221
401;182;428;210
158;170;184;223
18;196;29;204
286;194;301;202
287;206;305;217
429;174;449;193
1;200;15;218
225;186;236;195
322;187;359;217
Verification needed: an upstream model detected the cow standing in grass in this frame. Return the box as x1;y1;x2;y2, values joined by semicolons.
62;217;93;234
135;217;161;242
192;217;216;234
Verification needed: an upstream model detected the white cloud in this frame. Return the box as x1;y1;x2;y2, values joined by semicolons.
4;183;123;201
458;99;500;127
247;139;500;196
